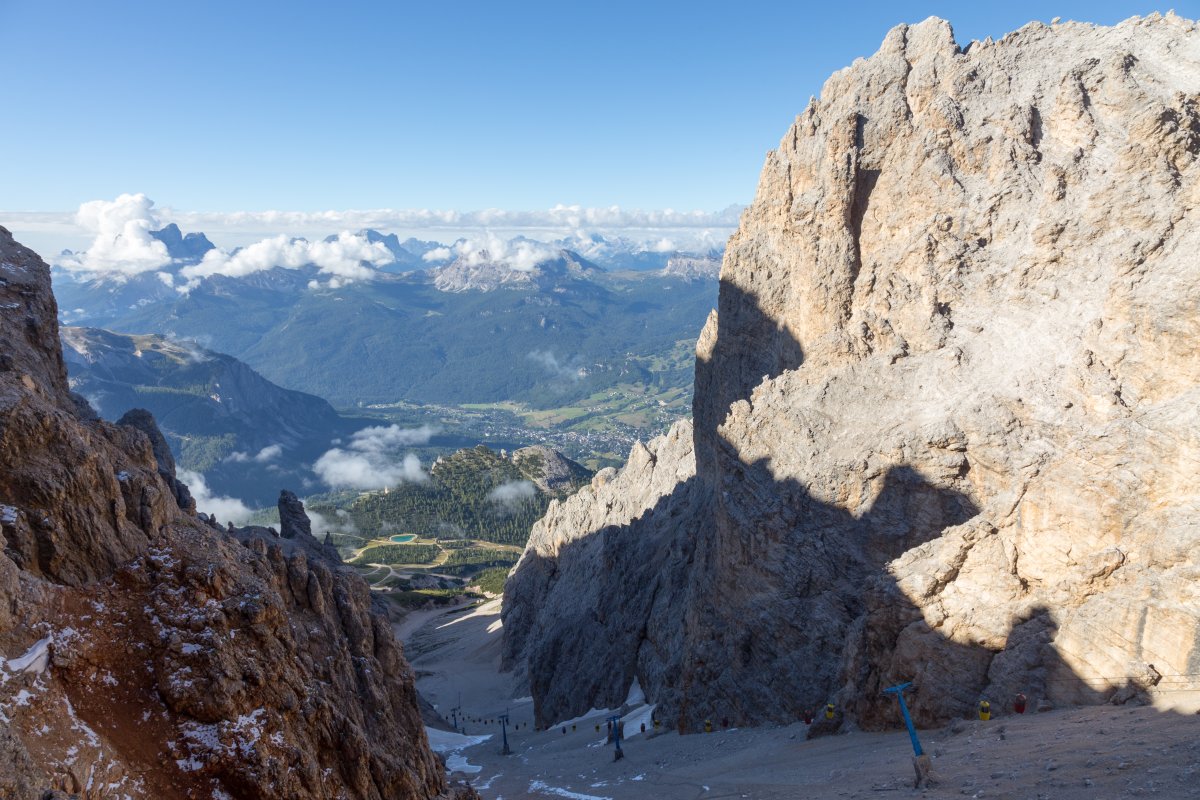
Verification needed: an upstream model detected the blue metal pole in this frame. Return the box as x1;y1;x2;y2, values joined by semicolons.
883;682;923;757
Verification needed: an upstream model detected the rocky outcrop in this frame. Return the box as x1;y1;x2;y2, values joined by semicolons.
116;407;196;513
503;13;1200;733
0;226;474;798
430;250;600;293
511;445;592;496
661;255;721;281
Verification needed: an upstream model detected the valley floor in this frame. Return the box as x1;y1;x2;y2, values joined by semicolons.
399;602;1200;800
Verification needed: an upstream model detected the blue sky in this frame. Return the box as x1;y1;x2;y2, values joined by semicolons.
0;0;1185;218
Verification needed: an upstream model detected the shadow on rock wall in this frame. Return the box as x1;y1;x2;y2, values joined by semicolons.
504;281;1175;734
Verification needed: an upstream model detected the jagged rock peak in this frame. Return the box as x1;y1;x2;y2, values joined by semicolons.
504;13;1200;734
279;489;313;540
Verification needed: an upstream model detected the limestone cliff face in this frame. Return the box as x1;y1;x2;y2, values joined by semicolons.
0;227;474;798
503;14;1200;732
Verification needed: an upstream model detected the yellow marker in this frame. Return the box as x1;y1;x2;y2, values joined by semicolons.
979;700;991;721
704;719;713;733
825;703;835;720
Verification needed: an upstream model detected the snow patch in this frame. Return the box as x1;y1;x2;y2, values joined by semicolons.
0;505;18;524
623;676;645;707
476;773;501;790
620;703;656;740
550;706;617;730
446;754;482;774
424;727;492;753
4;636;51;674
425;726;491;775
529;780;612;800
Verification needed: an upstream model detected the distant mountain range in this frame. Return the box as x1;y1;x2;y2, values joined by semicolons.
60;326;351;504
52;225;721;410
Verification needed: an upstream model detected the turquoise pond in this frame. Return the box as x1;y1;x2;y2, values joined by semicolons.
388;534;417;543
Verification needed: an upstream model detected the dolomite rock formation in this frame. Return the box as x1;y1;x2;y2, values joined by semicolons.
0;226;475;798
503;13;1200;732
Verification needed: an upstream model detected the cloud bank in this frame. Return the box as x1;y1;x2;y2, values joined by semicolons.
181;231;393;285
444;233;560;272
312;424;438;490
165;203;742;235
15;196;739;277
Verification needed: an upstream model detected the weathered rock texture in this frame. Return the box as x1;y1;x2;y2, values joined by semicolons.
503;13;1200;733
0;226;474;798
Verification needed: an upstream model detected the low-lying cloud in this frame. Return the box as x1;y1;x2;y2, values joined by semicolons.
488;479;536;508
528;350;584;381
225;444;282;464
448;233;560;272
307;508;359;538
180;470;254;525
180;231;392;287
312;424;439;490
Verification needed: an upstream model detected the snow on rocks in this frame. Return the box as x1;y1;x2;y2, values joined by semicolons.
424;726;492;775
3;636;51;674
528;780;612;800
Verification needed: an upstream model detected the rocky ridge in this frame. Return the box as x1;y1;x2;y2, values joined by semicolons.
430;250;600;293
0;226;474;798
503;13;1200;733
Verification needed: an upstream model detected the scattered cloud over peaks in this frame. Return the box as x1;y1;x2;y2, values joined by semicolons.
58;193;172;276
181;231;392;286
449;233;560;272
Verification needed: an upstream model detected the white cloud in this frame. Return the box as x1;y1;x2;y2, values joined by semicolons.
57;193;172;276
347;423;439;450
179;470;254;525
224;444;280;464
10;201;740;263
488;479;536;508
307;508;359;537
254;444;283;462
448;233;559;272
314;450;427;490
161;204;742;235
528;350;584;381
312;423;438;490
422;246;453;262
180;230;392;285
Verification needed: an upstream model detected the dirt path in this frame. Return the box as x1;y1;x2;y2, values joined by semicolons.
407;597;1200;800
